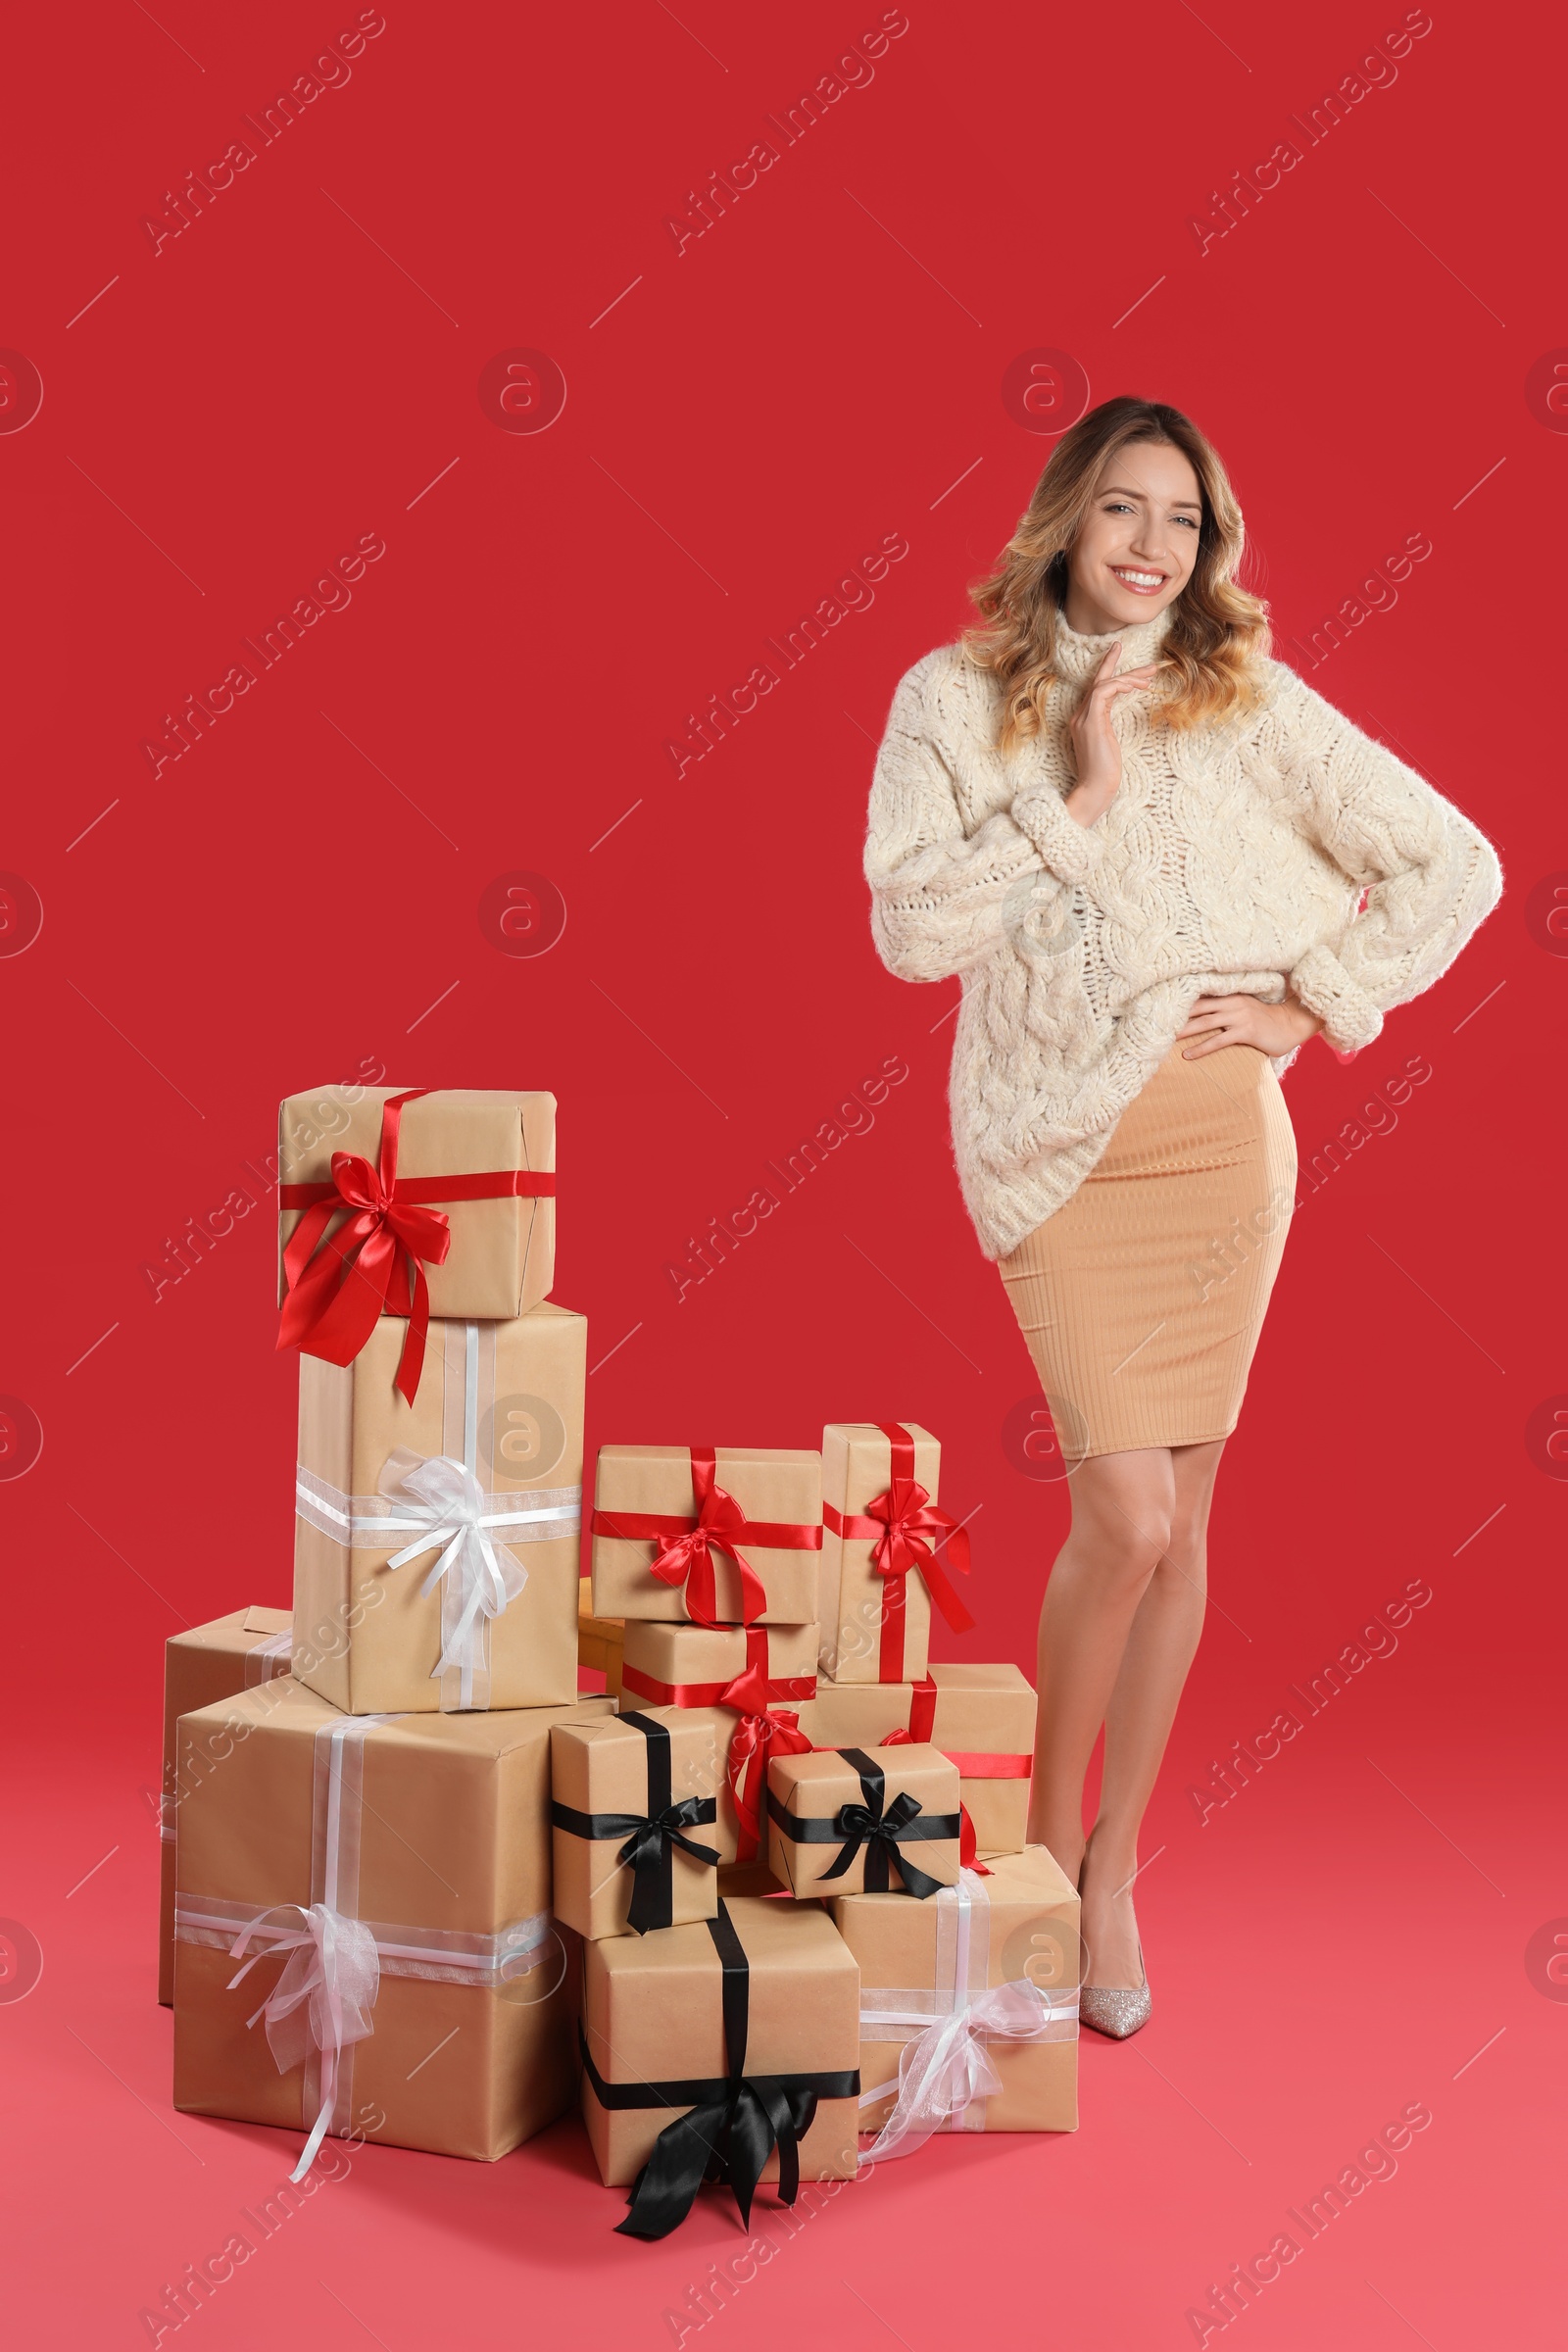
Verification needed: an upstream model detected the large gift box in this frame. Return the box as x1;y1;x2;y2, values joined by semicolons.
817;1423;973;1683
172;1678;613;2170
619;1621;818;1864
293;1304;584;1714
833;1849;1080;2156
766;1745;961;1899
590;1445;821;1626
798;1664;1035;1859
159;1606;292;2004
551;1708;721;1938
581;1895;860;2237
277;1087;556;1405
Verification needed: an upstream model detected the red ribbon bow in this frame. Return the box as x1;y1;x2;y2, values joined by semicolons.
592;1448;821;1630
277;1090;449;1405
725;1698;814;1864
276;1089;555;1405
826;1425;975;1681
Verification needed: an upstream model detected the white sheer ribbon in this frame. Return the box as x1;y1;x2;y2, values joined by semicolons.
177;1893;557;1987
244;1627;293;1687
378;1447;527;1706
858;1867;1079;2165
225;1901;379;2181
292;1320;582;1710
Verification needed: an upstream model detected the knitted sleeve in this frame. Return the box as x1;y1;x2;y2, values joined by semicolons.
864;651;1105;984
1264;665;1503;1053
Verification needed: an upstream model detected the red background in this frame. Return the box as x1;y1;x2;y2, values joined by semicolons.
4;1;1563;2343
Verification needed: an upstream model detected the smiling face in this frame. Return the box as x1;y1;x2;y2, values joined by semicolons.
1060;439;1204;635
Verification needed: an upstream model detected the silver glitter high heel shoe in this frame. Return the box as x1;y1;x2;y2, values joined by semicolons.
1079;1943;1152;2039
1079;1839;1152;2039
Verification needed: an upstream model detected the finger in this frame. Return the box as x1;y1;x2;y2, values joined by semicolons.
1181;1033;1229;1058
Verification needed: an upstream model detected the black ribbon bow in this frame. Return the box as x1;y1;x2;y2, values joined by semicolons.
765;1747;959;1898
579;1902;859;2240
551;1710;717;1934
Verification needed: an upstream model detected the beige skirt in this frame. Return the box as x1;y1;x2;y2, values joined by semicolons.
999;1043;1297;1461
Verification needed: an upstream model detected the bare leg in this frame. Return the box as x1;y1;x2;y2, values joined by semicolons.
1027;1447;1177;1883
1078;1438;1227;1987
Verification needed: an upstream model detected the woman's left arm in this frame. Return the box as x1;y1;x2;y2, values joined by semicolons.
1262;664;1504;1053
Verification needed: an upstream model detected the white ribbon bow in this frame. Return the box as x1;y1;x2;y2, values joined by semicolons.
379;1447;528;1691
860;1979;1068;2166
227;1903;380;2181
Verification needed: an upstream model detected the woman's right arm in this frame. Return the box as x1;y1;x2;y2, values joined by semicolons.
864;655;1108;984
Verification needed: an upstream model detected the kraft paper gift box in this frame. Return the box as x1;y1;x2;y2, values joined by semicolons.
766;1745;961;1899
817;1423;973;1685
590;1445;822;1626
293;1305;584;1714
577;1579;625;1699
581;1895;861;2237
159;1606;293;2004
550;1709;721;1939
618;1620;819;1864
172;1678;614;2169
276;1086;555;1368
797;1663;1035;1860
833;1849;1080;2152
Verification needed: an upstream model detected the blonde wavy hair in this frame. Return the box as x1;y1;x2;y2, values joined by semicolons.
963;396;1271;751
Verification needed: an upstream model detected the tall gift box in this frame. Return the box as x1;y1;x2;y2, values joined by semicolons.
817;1423;973;1684
172;1678;613;2169
581;1895;860;2237
277;1086;556;1397
618;1621;817;1865
590;1445;821;1625
158;1607;292;2004
551;1708;721;1939
293;1305;584;1713
766;1746;961;1899
832;1850;1080;2155
798;1664;1035;1860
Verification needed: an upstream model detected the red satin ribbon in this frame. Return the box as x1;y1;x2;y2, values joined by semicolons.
590;1448;821;1630
276;1089;555;1406
823;1425;975;1680
617;1663;816;1709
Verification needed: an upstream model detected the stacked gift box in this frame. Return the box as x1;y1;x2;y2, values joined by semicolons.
162;1084;1080;2233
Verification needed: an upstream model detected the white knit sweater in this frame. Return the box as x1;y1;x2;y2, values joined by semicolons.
864;605;1503;1258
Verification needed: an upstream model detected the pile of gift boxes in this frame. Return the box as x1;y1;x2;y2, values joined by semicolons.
161;1085;1080;2237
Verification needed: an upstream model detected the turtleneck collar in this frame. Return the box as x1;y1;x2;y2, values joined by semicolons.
1050;599;1176;685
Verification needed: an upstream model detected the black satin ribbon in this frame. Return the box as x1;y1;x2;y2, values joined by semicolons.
580;1904;860;2241
550;1710;717;1934
765;1746;959;1898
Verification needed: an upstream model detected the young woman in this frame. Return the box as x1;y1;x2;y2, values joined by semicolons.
864;396;1501;2036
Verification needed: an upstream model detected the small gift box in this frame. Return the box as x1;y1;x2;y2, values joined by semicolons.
293;1304;584;1715
277;1085;556;1403
577;1580;625;1699
158;1606;292;2004
766;1746;961;1899
550;1709;721;1938
798;1664;1035;1860
619;1621;819;1863
590;1445;821;1626
833;1848;1080;2155
817;1423;973;1684
581;1895;860;2237
172;1678;613;2170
